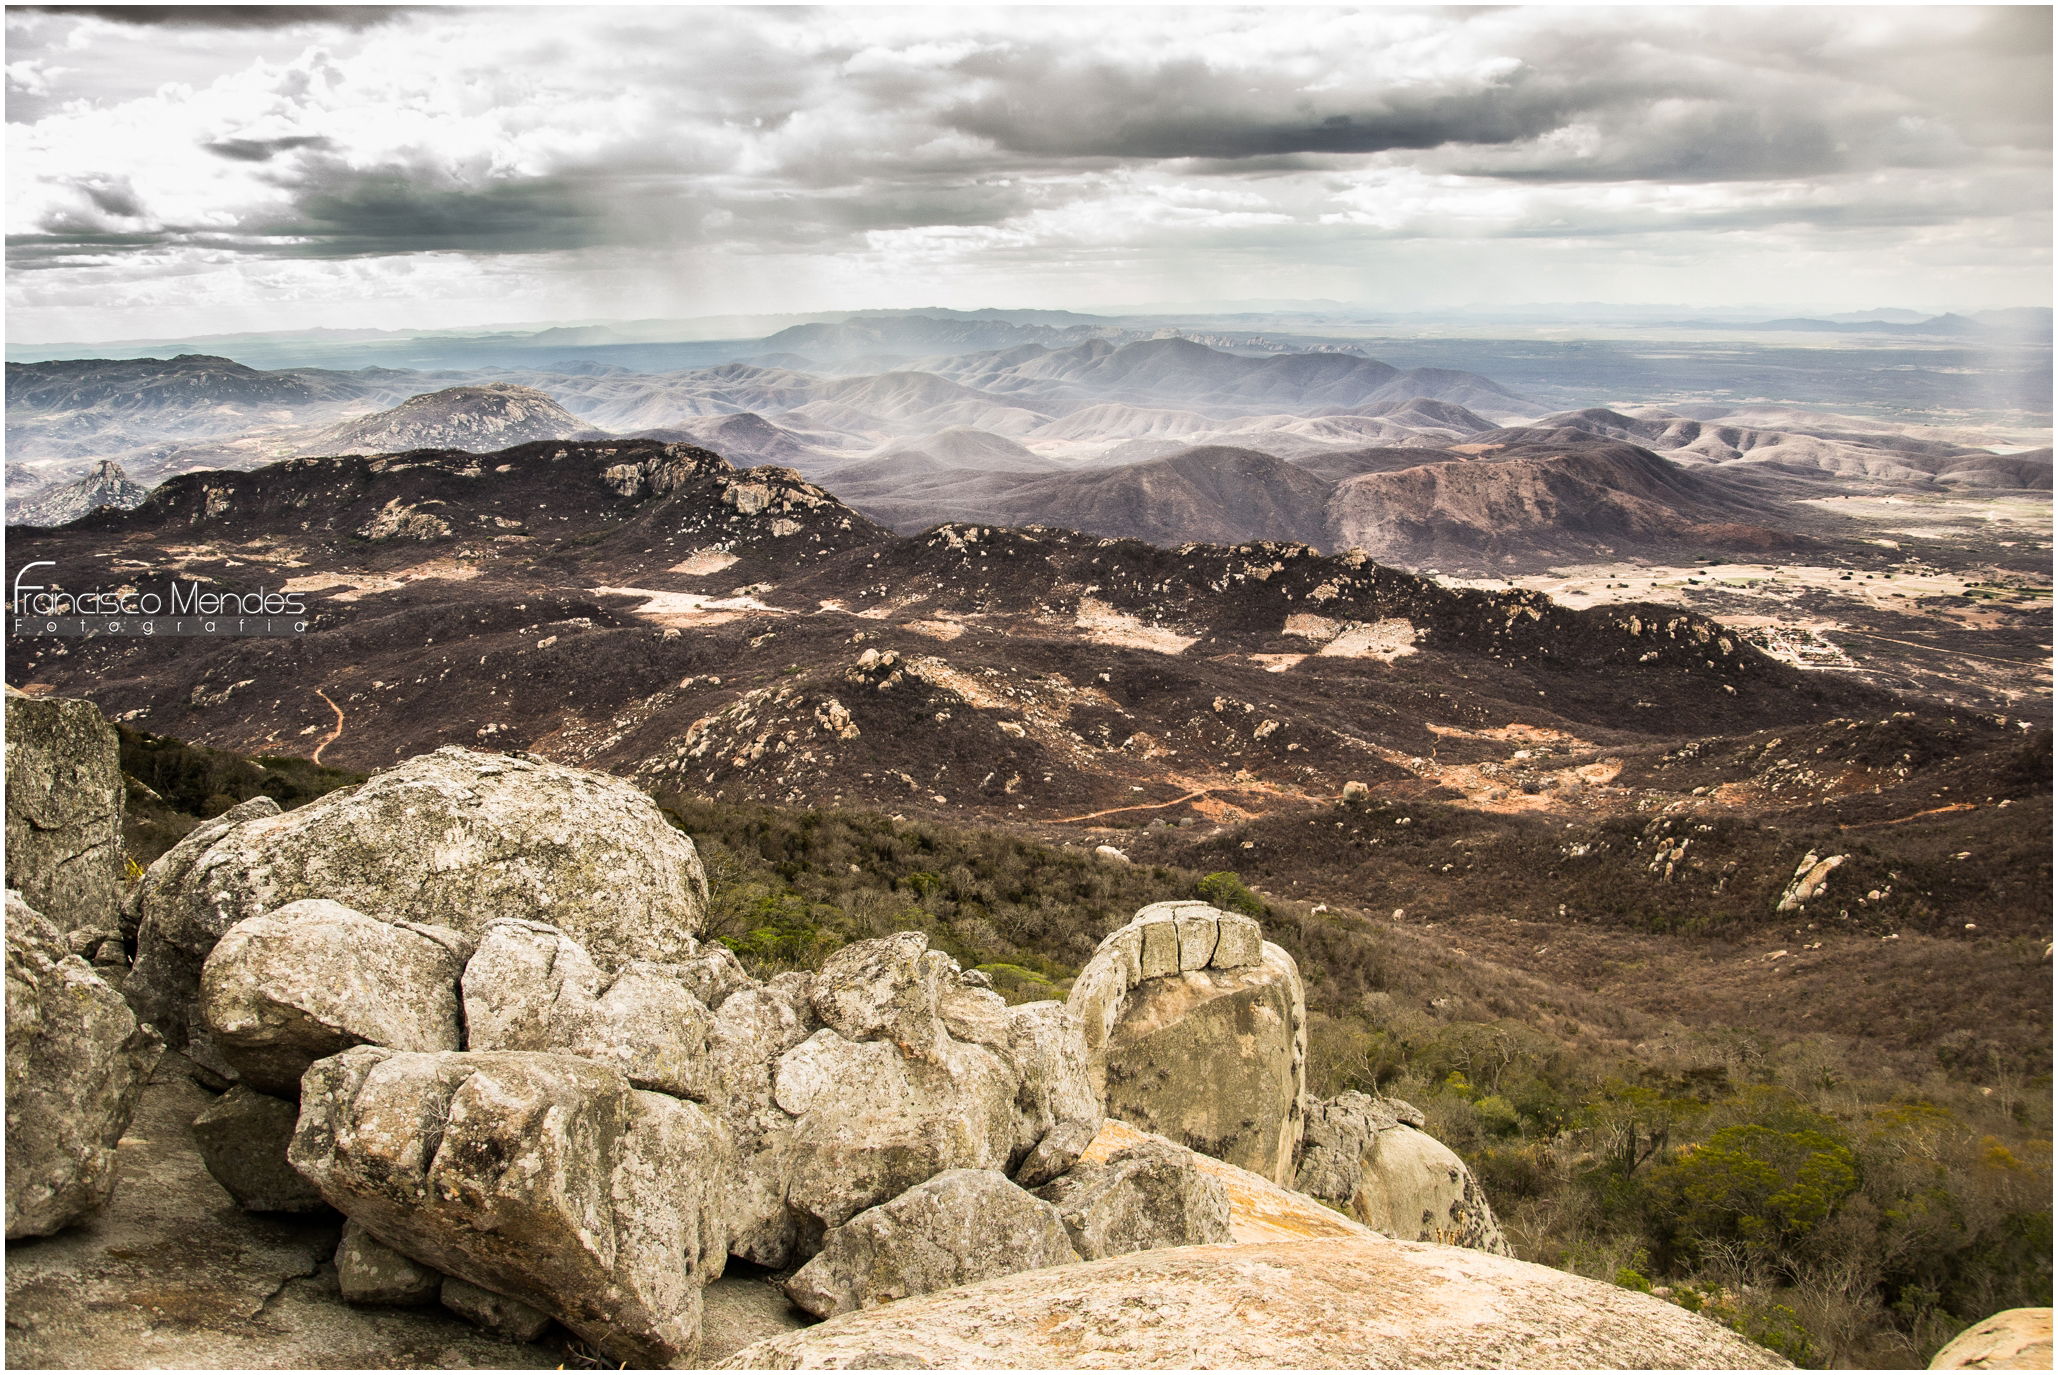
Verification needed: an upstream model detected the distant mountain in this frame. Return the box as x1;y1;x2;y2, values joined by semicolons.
300;384;595;456
624;412;852;474
985;446;1333;548
932;337;1531;419
754;314;1122;364
8;459;149;527
1326;441;1800;569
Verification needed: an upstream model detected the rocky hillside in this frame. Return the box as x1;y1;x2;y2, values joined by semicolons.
7;439;1910;827
1325;440;1802;569
300;384;594;456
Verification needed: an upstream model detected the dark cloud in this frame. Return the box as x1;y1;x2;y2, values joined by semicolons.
31;6;407;30
204;134;335;163
255;164;609;257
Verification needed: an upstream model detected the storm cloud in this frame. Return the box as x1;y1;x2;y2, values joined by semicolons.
5;5;2048;339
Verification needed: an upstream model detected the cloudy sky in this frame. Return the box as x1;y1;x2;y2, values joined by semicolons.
6;4;2050;342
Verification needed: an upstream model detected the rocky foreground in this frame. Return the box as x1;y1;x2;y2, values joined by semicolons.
5;685;2023;1367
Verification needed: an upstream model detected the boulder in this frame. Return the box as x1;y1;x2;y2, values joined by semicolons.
336;1218;442;1306
189;1085;327;1212
1066;904;1301;1184
1067;904;1303;1183
784;1168;1080;1318
290;1046;732;1368
771;1025;1019;1246
1077;1118;1373;1245
461;919;712;1099
1929;1308;2053;1370
4;689;124;946
1033;1135;1232;1260
716;1237;1789;1369
1004;1000;1104;1188
1295;1091;1508;1254
6;894;163;1238
196;899;464;1095
124;797;281;1045
809;932;949;1050
128;747;708;1050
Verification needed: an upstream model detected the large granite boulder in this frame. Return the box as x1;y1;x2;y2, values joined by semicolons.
1066;902;1303;1183
1033;1134;1232;1260
784;1168;1079;1318
6;895;163;1238
716;1236;1789;1369
4;689;124;948
197;899;465;1095
290;1045;732;1368
1296;1090;1509;1253
461;918;712;1100
128;747;708;1049
706;933;1101;1270
1075;1118;1373;1245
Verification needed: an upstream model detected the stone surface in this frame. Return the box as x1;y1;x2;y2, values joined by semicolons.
6;894;163;1238
461;919;712;1099
771;1025;1019;1246
197;899;464;1095
1033;1135;1232;1260
808;932;948;1050
190;1085;328;1213
337;1218;442;1306
4;689;124;945
784;1168;1080;1319
1066;905;1303;1184
441;1277;553;1342
1078;1118;1374;1245
1929;1308;2053;1370
1295;1091;1509;1254
124;797;281;1045
1003;999;1104;1187
129;747;708;1051
4;1058;560;1369
716;1237;1789;1370
291;1046;732;1368
1100;961;1301;1184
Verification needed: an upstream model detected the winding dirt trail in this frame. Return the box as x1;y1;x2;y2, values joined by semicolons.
1048;790;1211;825
311;689;345;766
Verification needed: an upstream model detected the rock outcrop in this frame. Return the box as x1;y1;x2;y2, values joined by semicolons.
1033;1134;1233;1260
5;894;164;1238
1296;1090;1509;1253
4;689;125;948
1929;1308;2053;1370
198;899;466;1094
716;1236;1788;1369
1074;1118;1373;1245
127;746;708;1049
1066;901;1304;1182
783;1168;1079;1318
291;1046;732;1367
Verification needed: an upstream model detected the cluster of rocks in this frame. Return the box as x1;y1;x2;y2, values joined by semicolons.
3;688;1846;1369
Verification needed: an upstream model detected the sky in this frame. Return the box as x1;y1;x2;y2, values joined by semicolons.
5;4;2051;342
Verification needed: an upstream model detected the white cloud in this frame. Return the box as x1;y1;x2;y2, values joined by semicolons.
4;4;2048;338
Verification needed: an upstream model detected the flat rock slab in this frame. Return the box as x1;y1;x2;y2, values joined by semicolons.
3;1060;559;1370
718;1236;1787;1370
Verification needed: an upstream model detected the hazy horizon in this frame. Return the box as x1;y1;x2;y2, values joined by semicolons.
7;5;2051;344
